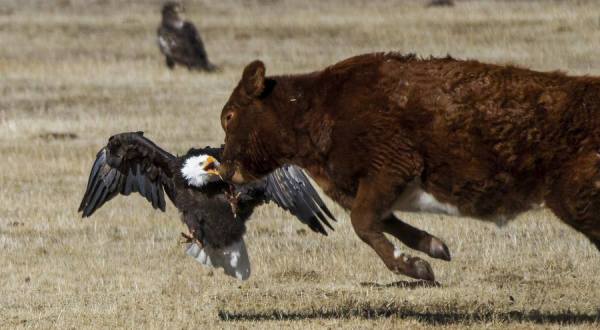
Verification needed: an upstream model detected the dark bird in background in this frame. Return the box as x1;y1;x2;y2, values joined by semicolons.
78;132;335;280
426;0;454;7
157;1;217;71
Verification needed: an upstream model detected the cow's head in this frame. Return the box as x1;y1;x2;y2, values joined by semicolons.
219;60;297;183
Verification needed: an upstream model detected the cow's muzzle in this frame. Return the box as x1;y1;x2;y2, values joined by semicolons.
218;161;248;184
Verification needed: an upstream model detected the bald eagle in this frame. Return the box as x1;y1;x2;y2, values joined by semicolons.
78;132;335;280
157;2;217;71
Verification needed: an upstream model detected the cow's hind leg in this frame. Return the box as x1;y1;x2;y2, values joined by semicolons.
383;214;451;261
546;151;600;251
351;178;435;281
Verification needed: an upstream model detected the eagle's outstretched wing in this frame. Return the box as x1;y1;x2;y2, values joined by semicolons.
235;165;336;235
78;132;177;217
263;165;336;235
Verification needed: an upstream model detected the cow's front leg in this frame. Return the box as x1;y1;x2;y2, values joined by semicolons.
351;178;435;281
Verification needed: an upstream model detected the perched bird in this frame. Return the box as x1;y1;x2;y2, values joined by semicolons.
157;1;217;71
78;132;335;280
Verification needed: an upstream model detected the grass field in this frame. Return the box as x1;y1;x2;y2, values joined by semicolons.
1;0;600;328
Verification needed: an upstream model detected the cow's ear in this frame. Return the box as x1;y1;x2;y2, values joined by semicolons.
241;60;266;98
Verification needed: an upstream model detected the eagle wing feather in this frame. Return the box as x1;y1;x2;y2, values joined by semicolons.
262;165;336;235
78;132;176;217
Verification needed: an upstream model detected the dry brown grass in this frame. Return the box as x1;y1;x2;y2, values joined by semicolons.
1;0;600;328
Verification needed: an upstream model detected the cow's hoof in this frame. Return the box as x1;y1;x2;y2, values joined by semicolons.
393;254;436;281
428;237;451;261
409;257;435;281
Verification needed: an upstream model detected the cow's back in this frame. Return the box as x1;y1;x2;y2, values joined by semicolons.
308;54;600;219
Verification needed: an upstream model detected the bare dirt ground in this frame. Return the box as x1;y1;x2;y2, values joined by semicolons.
1;0;599;328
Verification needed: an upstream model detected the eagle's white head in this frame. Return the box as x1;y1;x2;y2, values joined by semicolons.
181;155;222;187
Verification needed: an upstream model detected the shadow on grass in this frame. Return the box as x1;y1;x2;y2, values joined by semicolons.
218;308;600;325
359;280;441;289
219;281;599;324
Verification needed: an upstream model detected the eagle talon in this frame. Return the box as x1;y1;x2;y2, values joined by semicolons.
180;232;194;244
180;231;203;247
225;186;241;218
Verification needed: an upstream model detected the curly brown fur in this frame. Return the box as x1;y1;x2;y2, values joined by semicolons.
220;52;600;280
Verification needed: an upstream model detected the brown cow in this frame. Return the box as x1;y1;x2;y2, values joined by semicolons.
218;53;600;281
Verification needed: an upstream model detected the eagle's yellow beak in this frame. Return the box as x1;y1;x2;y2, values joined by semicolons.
202;156;221;177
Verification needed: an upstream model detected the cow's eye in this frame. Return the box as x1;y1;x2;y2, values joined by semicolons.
224;112;234;129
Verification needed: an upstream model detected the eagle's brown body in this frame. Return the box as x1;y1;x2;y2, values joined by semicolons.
219;53;600;280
